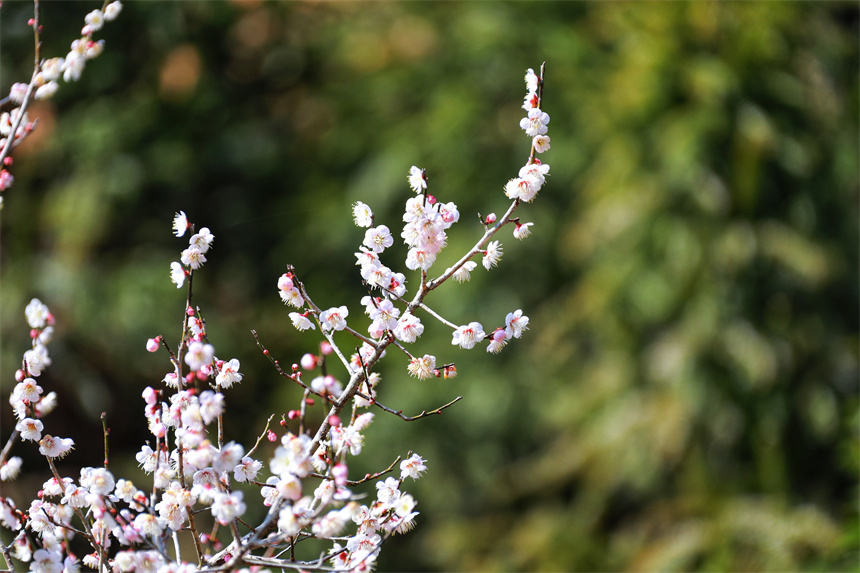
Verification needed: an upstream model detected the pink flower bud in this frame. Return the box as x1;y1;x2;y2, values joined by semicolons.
493;328;506;342
328;415;341;427
185;373;195;385
333;462;348;486
30;329;39;339
146;338;159;352
320;341;333;355
152;422;166;438
305;398;315;406
15;369;25;382
288;410;300;420
300;353;317;370
485;213;497;225
142;387;157;405
267;430;277;442
186;306;195;316
426;194;437;205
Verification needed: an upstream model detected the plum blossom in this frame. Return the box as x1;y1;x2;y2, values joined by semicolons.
13;377;42;404
289;312;315;331
38;435;74;459
487;328;508;354
199;390;224;424
180;247;206;269
233;457;262;483
188;227;214;253
400;453;427;480
1;457;22;481
407;354;436;380
452;322;486;350
368;299;400;333
408;166;427;193
376;477;400;504
216;358;243;389
320;306;349;332
84;10;105;32
505;309;530;339
211;490;246;525
532;134;551;153
352;201;374;227
513;222;534;240
25;299;51;329
394;313;424;343
104;1;123;21
185;341;215;372
80;467;114;496
363;225;394;254
520;107;550;137
23;345;50;377
504;176;539;203
451;260;477;283
482;241;503;269
170;261;185;288
34;81;59;101
16;418;43;442
405;247;437;271
525;67;539;94
172;211;188;237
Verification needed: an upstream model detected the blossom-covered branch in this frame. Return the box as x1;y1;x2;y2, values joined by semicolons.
0;32;550;569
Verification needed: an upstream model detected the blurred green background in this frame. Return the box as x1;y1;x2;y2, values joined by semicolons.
1;1;858;571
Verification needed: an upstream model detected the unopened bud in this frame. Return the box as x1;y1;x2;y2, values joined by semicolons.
300;353;316;370
485;213;497;225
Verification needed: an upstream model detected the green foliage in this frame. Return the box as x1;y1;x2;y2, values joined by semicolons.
1;2;856;571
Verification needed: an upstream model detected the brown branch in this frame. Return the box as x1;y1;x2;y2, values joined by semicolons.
359;391;462;422
246;414;275;458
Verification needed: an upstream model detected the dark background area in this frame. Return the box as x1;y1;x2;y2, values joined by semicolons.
1;1;857;571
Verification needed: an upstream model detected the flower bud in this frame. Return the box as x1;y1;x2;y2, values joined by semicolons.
300;353;317;370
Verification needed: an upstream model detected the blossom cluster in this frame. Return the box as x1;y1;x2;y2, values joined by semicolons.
0;1;123;204
5;299;69;472
0;59;549;572
505;67;552;204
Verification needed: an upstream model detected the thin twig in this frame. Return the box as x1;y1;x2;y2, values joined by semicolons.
100;412;109;468
246;414;275;458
